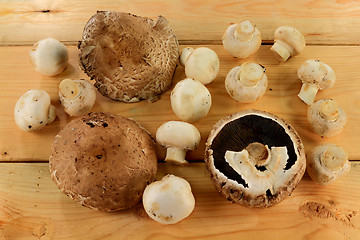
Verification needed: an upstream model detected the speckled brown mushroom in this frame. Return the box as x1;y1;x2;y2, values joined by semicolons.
49;112;157;212
205;110;306;208
78;11;179;103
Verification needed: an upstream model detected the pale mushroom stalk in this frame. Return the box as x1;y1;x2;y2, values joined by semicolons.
156;121;201;165
180;47;194;67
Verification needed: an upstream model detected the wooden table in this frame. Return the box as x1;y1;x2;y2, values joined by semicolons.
1;1;360;239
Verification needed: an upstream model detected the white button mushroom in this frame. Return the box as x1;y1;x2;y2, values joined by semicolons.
59;79;97;116
222;20;262;59
225;62;268;103
156;121;201;165
307;144;350;185
270;26;305;62
170;78;212;123
307;99;346;137
14;90;56;131
184;47;220;85
143;174;195;224
179;47;194;67
297;60;336;105
29;38;69;76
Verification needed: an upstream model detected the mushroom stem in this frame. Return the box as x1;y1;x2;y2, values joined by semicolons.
319;99;339;121
246;142;270;166
297;83;319;105
234;20;255;42
59;79;80;100
180;47;194;67
270;41;291;62
48;105;57;123
237;62;265;87
321;145;348;171
165;147;188;165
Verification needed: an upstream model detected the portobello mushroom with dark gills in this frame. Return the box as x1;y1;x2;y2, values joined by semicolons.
205;110;306;208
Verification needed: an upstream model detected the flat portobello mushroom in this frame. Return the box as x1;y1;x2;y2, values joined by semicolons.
78;11;179;102
49;112;157;212
205;110;306;208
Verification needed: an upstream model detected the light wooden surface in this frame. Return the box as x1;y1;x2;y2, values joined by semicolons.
1;162;360;240
1;0;360;239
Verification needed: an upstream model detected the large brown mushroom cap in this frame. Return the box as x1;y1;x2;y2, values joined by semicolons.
49;112;157;211
205;110;306;208
78;11;179;102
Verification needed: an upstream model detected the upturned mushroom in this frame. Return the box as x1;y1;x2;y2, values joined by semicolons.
143;174;195;224
205;110;306;208
307;143;350;185
270;26;305;62
297;60;336;105
225;62;268;103
170;78;212;122
78;11;179;102
222;20;262;59
29;38;68;76
14;89;56;131
184;47;220;85
307;99;346;137
59;79;96;116
156;121;201;165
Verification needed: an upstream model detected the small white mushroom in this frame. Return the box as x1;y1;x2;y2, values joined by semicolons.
270;26;305;62
142;174;195;224
225;61;268;103
170;78;212;123
156;121;201;165
307;99;346;137
297;60;336;105
179;47;194;67
307;144;350;185
184;47;220;85
14;90;56;131
59;79;96;116
29;38;68;76
222;20;262;58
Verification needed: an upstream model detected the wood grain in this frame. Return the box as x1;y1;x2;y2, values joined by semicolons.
0;162;359;239
1;0;360;45
1;45;360;162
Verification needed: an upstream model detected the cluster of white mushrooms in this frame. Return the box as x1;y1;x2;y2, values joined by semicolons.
14;38;97;132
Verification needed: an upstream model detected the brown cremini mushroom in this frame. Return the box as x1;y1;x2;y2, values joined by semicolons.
78;11;179;103
49;112;157;211
205;110;306;208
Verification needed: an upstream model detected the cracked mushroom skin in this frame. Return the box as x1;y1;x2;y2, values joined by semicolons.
225;62;268;103
270;26;305;62
14;89;56;131
307;99;346;137
307;144;350;185
297;60;336;105
205;110;306;208
78;11;179;103
49;112;157;211
222;20;262;59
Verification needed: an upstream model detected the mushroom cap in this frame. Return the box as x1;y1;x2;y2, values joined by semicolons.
49;112;157;211
205;110;306;208
78;11;179;102
274;26;305;55
156;121;201;151
14;89;55;131
297;60;336;90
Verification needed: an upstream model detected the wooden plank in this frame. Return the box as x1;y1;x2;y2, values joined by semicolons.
1;45;360;161
1;0;360;45
0;162;359;239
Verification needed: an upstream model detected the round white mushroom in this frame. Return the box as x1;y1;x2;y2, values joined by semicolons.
222;20;262;58
307;143;350;185
270;26;305;62
14;89;56;131
143;174;195;224
156;121;201;165
307;99;346;137
171;78;212;122
29;38;68;76
297;60;336;105
225;62;268;103
184;47;220;85
59;79;97;116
